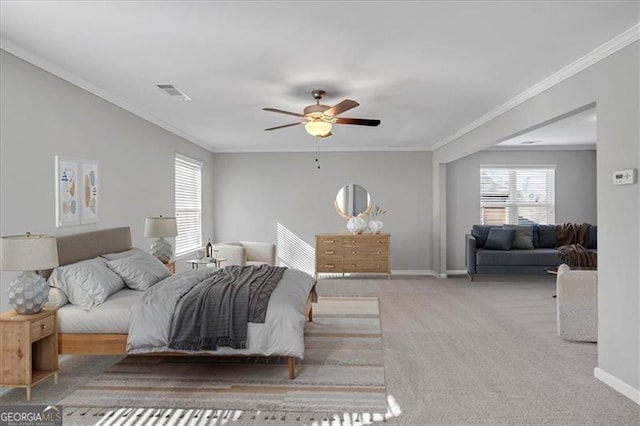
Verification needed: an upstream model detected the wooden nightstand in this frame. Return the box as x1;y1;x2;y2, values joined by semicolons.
0;308;58;401
163;261;176;273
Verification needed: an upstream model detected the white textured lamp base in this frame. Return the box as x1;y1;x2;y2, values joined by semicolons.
8;271;50;314
150;237;173;263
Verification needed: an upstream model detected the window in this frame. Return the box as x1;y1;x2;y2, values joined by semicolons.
175;154;202;256
480;166;555;225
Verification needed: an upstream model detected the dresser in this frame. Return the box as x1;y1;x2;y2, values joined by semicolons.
315;233;391;278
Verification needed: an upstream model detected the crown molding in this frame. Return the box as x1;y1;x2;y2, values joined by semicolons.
488;144;596;152
430;24;640;151
0;36;209;151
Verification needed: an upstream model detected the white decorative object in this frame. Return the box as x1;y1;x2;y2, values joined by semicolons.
368;220;384;234
144;216;178;263
0;233;59;314
347;216;367;234
367;204;387;234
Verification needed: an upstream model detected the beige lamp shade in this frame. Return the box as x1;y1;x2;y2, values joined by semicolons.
144;216;178;238
0;234;59;271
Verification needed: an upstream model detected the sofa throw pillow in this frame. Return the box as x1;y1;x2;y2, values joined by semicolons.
484;228;516;250
532;225;540;248
471;225;496;248
537;224;558;248
106;251;171;290
502;224;534;250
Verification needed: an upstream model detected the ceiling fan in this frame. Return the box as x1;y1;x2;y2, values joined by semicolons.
263;90;381;138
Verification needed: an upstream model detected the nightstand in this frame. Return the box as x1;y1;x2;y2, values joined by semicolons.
0;308;58;401
163;261;176;273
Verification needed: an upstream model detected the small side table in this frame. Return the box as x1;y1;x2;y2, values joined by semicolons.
0;308;59;401
186;258;225;269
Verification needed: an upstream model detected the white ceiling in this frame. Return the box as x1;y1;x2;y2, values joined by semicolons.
1;1;638;153
495;107;597;149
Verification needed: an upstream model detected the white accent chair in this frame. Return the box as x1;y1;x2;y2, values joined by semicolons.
213;242;276;267
556;264;597;342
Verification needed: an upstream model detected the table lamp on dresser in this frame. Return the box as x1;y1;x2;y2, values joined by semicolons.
144;215;178;263
0;232;59;314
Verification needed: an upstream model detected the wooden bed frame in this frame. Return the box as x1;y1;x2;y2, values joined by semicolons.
52;227;315;380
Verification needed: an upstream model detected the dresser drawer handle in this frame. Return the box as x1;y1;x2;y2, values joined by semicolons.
376;251;381;255
352;264;357;267
352;251;356;254
324;250;335;255
377;240;384;244
323;264;335;268
325;240;336;244
41;324;47;331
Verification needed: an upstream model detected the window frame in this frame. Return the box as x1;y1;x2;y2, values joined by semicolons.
479;165;556;225
174;153;203;256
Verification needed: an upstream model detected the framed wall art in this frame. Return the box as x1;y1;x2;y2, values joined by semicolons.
55;156;80;227
80;160;99;224
55;156;99;227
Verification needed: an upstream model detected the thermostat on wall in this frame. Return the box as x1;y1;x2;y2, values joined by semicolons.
613;168;637;185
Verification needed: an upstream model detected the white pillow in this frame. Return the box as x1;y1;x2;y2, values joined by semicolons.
48;257;125;310
45;287;69;308
106;251;171;290
101;247;144;261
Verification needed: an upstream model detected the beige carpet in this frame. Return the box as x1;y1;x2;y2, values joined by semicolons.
60;297;387;415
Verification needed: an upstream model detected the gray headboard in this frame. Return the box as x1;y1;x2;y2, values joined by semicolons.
56;227;132;267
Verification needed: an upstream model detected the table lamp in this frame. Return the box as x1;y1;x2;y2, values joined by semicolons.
144;216;177;263
0;232;59;314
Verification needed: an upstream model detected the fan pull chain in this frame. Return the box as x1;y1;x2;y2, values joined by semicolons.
315;139;321;170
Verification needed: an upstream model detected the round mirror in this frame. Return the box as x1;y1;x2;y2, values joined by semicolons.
335;184;372;219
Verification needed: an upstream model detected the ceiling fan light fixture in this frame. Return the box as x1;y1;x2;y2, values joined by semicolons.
305;120;332;137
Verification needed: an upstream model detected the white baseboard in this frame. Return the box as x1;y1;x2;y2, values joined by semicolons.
318;270;448;279
446;270;468;276
391;269;436;277
594;367;640;405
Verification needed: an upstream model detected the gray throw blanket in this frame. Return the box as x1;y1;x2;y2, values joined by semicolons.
168;265;286;351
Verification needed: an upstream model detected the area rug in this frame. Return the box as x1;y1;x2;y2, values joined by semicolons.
61;297;387;416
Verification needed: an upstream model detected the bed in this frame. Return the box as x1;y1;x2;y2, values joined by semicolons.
48;227;317;379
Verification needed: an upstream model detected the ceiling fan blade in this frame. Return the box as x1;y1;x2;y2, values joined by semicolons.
262;107;304;117
334;117;381;127
324;99;359;117
264;122;303;131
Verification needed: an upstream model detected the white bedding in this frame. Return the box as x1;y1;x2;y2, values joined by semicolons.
57;288;144;333
127;267;316;359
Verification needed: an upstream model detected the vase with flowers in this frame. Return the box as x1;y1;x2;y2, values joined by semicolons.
367;204;386;234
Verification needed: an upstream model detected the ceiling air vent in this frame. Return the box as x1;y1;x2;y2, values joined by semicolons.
519;140;539;145
157;84;191;101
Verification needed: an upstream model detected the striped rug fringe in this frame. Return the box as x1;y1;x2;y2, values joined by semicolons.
63;404;400;425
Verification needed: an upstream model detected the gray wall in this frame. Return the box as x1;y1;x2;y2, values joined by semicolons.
434;43;639;400
212;151;433;273
0;51;216;312
446;149;597;271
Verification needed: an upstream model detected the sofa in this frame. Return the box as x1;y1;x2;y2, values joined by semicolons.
556;264;597;342
212;241;276;268
465;223;597;279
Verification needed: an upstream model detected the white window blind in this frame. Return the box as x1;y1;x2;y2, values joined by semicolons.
480;166;555;225
175;154;202;256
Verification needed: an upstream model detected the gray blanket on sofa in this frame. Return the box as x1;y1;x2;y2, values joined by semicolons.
168;265;286;351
